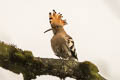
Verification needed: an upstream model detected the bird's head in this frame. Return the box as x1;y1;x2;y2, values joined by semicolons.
44;10;67;33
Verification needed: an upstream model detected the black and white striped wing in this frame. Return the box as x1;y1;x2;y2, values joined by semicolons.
65;35;78;60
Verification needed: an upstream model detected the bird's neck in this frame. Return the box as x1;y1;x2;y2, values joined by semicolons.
53;28;66;35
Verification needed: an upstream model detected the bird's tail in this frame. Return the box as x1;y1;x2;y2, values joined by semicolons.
49;10;67;27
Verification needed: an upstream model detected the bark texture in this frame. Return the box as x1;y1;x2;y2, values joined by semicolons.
0;41;106;80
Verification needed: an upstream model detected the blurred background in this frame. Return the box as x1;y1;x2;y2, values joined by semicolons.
0;0;120;80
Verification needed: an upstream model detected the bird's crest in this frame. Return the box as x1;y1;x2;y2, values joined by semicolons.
49;10;67;27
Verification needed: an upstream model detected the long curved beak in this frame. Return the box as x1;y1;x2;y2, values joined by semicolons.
44;28;53;33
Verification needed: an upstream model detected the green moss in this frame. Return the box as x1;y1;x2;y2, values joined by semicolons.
0;47;8;57
0;42;10;58
24;50;33;60
15;52;26;61
82;61;105;80
67;60;77;67
84;61;99;73
63;65;68;72
13;50;33;62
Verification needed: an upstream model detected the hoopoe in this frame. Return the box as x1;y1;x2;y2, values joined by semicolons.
44;10;78;61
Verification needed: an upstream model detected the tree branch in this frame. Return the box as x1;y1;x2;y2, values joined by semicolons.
0;41;106;80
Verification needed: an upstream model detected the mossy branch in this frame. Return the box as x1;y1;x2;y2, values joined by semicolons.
0;41;106;80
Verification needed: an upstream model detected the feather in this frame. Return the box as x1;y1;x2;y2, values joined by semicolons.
65;35;78;60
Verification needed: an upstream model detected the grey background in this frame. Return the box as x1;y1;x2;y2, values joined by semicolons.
0;0;120;80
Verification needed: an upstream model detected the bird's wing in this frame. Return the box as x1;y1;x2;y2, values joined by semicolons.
64;35;78;60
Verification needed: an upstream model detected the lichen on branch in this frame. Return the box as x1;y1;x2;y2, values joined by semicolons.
0;41;106;80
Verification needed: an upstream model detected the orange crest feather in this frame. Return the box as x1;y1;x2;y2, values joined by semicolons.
49;10;67;26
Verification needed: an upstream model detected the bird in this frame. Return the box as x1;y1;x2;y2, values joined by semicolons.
44;10;78;61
